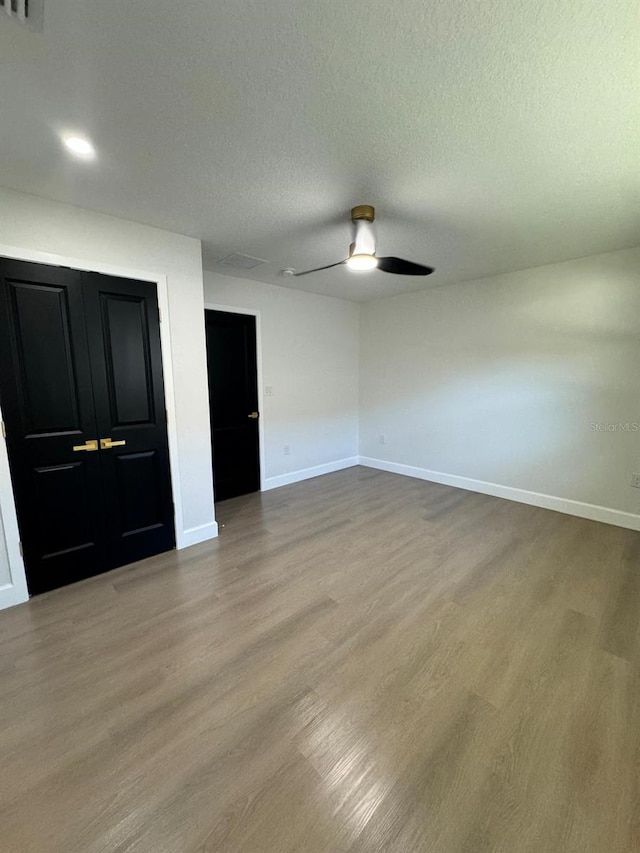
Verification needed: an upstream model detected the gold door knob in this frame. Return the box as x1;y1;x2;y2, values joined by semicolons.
100;438;127;450
247;412;259;419
73;439;99;452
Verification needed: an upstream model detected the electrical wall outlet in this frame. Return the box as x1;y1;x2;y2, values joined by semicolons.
631;473;640;489
283;445;290;456
264;386;274;396
378;434;386;445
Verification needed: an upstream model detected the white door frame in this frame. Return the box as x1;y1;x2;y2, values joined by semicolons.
204;302;266;495
0;243;186;610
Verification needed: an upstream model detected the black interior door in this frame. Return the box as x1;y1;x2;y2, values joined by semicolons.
0;259;175;595
83;273;176;567
0;260;108;593
205;310;260;502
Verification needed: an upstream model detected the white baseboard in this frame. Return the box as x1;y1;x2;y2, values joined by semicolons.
358;456;640;532
263;457;360;492
0;582;29;612
177;520;219;549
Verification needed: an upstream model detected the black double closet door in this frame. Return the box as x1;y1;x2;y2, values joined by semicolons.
0;259;176;595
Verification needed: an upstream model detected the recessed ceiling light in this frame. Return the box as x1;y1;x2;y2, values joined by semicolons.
62;136;96;159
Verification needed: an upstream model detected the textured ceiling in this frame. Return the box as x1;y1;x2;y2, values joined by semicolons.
0;0;638;301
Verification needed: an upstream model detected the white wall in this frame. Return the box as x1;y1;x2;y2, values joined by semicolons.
0;418;28;606
0;187;217;609
360;247;640;527
204;271;359;488
0;513;9;588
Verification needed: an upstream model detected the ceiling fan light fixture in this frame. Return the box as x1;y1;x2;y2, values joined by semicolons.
346;253;378;271
290;205;434;278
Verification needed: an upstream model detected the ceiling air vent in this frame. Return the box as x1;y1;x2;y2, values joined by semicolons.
0;0;44;31
218;253;268;271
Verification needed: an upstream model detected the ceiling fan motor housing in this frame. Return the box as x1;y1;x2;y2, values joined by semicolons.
351;205;376;256
351;204;375;223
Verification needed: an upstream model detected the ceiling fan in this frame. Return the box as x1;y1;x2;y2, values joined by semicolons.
287;205;434;278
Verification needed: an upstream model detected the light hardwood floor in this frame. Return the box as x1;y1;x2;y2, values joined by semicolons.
1;467;639;852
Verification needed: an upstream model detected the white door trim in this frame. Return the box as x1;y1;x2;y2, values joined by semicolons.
204;302;266;495
0;243;188;610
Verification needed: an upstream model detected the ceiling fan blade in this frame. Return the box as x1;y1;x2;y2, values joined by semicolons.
293;260;347;277
377;257;434;276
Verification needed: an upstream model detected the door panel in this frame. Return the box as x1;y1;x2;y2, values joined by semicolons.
0;260;107;594
83;273;175;567
115;451;164;536
205;310;260;502
100;293;154;426
10;282;81;435
33;461;97;560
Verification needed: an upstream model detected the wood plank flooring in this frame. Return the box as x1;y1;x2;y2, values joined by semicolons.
1;466;639;852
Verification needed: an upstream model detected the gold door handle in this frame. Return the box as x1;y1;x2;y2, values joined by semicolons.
248;412;259;419
100;438;127;450
73;439;99;452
